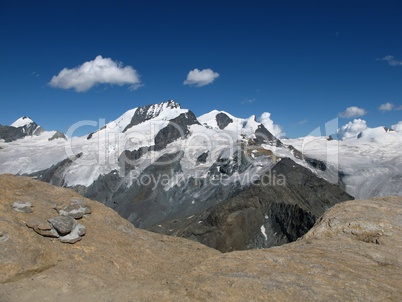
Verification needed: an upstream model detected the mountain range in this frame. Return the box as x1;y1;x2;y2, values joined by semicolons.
1;100;401;251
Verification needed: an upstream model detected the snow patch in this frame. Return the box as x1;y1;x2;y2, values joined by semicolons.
260;225;268;241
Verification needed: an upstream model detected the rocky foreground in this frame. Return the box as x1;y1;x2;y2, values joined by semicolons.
0;174;401;301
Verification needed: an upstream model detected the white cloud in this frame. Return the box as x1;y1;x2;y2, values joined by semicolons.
258;112;285;138
378;55;402;66
339;106;367;118
183;68;219;87
378;102;402;112
337;119;367;140
379;102;394;111
391;121;402;132
49;55;142;92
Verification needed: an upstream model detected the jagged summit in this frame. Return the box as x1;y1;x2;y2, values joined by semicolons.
86;100;191;140
123;100;183;132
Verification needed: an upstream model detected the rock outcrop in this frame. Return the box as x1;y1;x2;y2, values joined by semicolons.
10;192;92;244
215;112;233;129
0;174;401;301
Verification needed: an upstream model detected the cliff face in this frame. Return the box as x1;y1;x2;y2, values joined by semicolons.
148;158;353;252
1;174;401;302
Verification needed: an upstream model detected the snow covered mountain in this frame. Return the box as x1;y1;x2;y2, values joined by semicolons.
0;100;283;189
0;100;400;250
284;125;402;199
1;100;400;200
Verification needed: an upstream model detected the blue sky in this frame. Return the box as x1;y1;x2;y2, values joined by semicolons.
1;0;401;138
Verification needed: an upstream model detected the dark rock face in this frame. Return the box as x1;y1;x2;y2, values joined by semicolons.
196;151;209;165
215;112;233;130
153;111;200;151
254;124;282;147
0;125;25;142
111;151;185;227
148;158;353;252
81;150;251;229
118;147;149;174
305;157;327;171
123;100;181;132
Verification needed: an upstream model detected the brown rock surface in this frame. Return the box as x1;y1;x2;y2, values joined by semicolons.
0;174;219;301
0;174;401;301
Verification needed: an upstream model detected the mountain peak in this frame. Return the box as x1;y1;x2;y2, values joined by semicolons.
11;116;35;128
1;116;44;142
